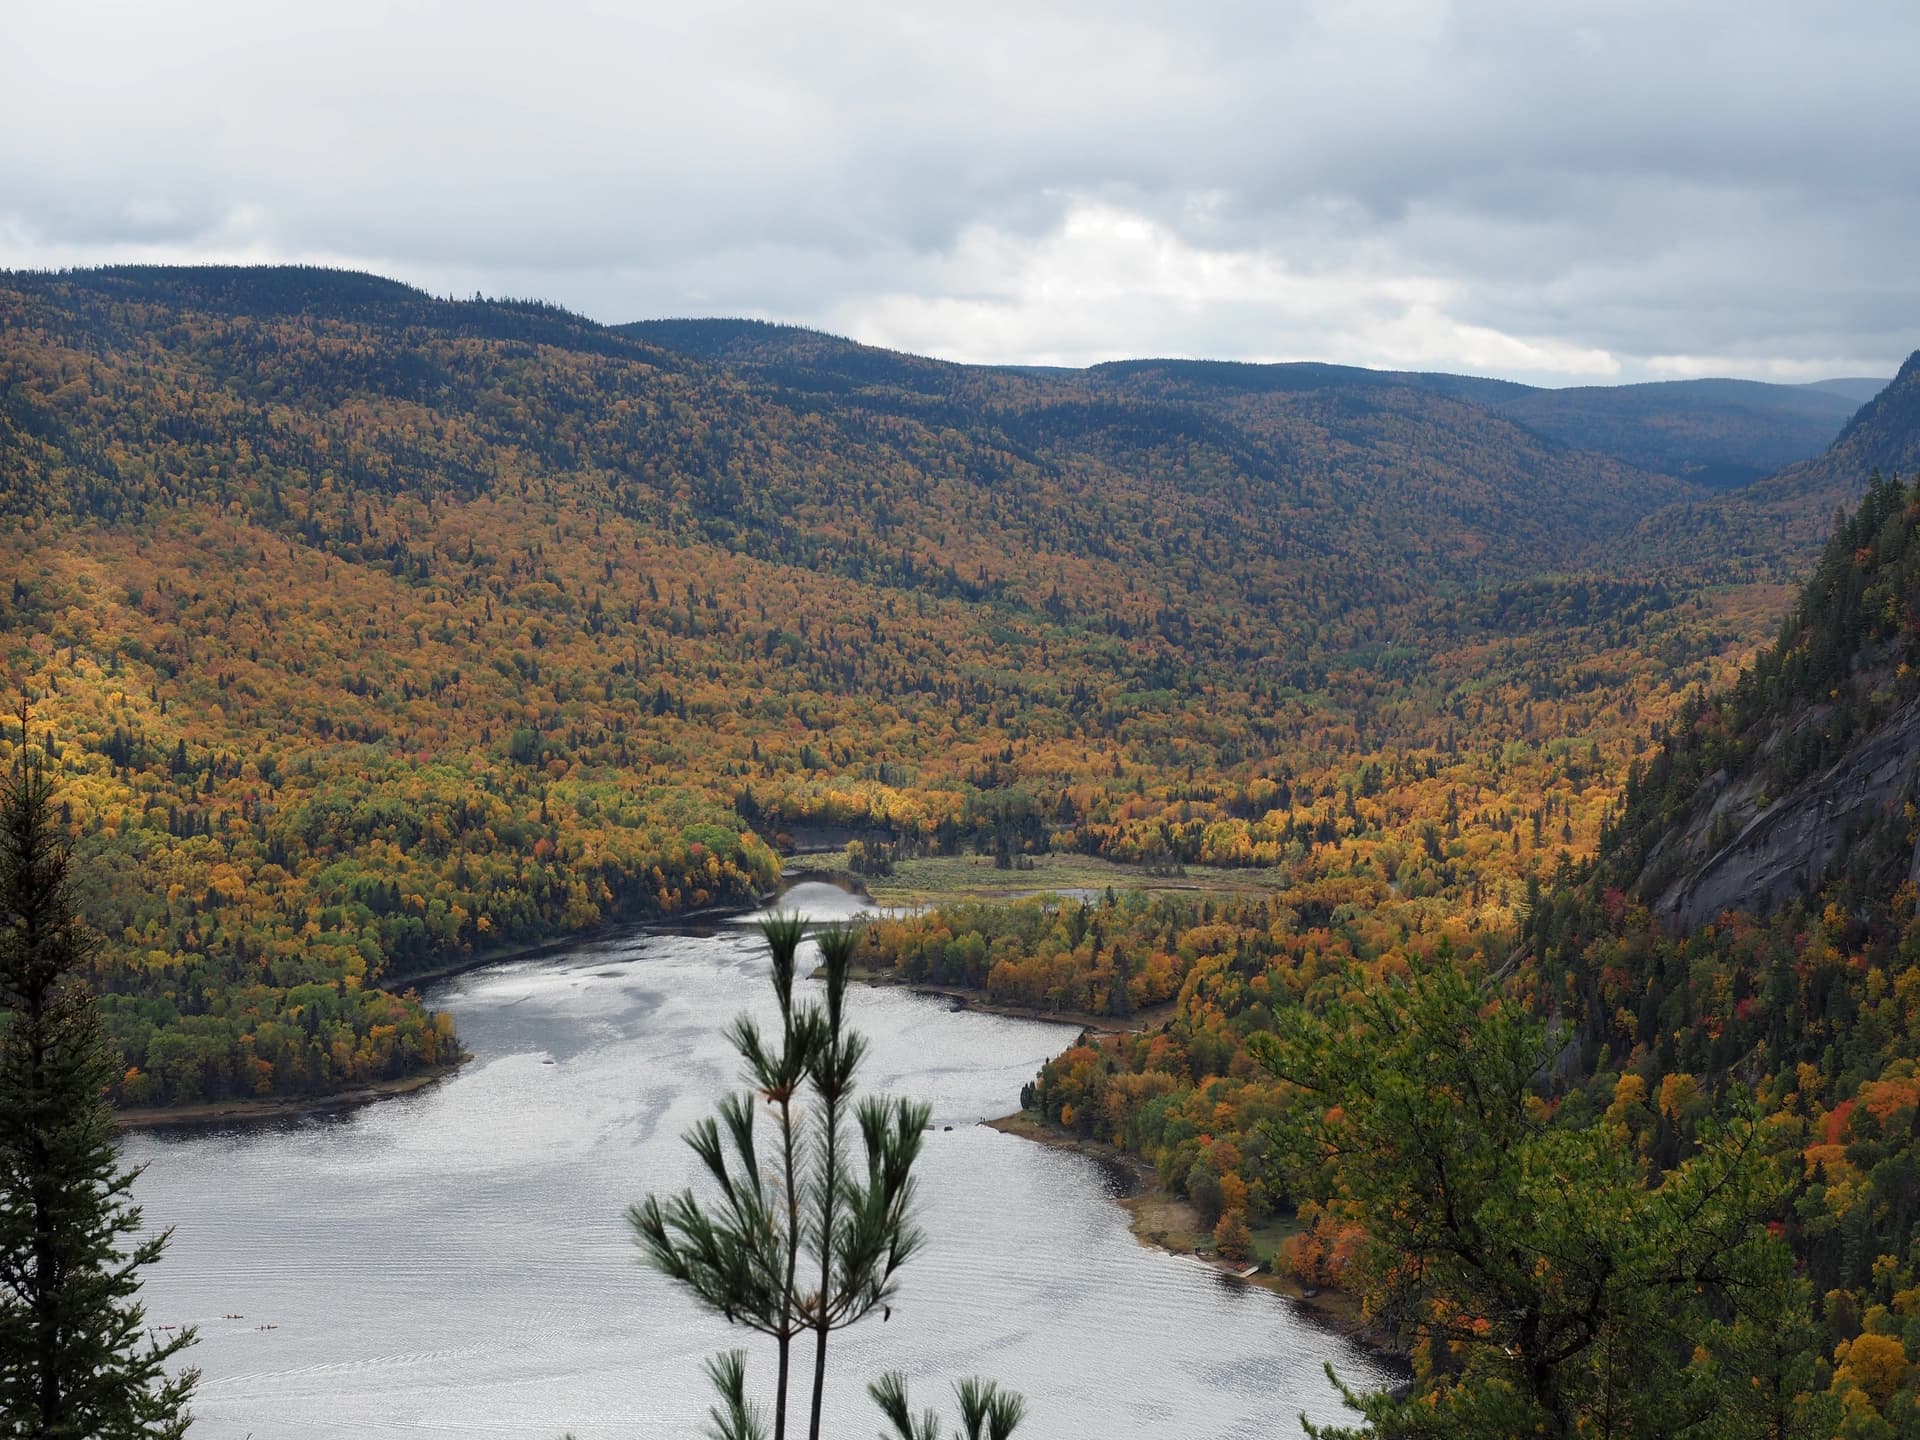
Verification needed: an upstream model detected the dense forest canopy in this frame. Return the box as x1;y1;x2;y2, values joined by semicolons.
965;473;1920;1434
0;265;1910;1123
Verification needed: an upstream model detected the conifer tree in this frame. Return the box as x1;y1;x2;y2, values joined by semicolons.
632;913;984;1440
0;717;198;1439
868;1372;1027;1440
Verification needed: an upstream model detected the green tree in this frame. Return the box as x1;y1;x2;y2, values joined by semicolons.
1681;1246;1840;1440
631;914;933;1440
1249;958;1805;1439
868;1372;1027;1440
800;924;907;1438
0;722;197;1438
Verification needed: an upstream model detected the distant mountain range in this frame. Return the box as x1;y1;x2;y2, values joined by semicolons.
1611;351;1920;582
623;314;1889;492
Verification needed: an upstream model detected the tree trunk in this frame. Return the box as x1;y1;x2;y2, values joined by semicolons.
807;1094;840;1440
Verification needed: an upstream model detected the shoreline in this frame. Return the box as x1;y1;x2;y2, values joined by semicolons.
848;964;1175;1034
113;895;1135;1132
983;1110;1406;1365
115;1064;465;1131
380;889;780;994
115;890;782;1131
107;837;1266;1129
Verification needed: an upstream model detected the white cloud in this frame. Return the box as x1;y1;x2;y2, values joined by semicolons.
3;0;1915;382
1644;353;1892;384
832;199;1620;380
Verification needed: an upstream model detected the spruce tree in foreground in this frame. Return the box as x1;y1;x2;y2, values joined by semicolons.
0;721;197;1439
632;913;1023;1440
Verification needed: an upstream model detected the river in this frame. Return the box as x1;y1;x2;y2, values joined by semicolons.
125;883;1395;1438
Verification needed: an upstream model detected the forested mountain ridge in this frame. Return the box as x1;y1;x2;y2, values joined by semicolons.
1552;466;1920;1025
1608;351;1920;585
1511;477;1920;1425
1772;350;1920;505
1491;376;1865;489
627;315;1876;493
1610;474;1920;931
8;265;1695;616
0;263;1904;1113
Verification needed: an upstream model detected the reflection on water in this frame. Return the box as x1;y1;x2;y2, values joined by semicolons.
126;883;1393;1438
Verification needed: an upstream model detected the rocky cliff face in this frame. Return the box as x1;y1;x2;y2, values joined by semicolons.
1606;358;1920;930
1647;694;1920;930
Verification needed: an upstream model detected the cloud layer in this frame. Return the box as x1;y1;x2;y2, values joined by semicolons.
7;0;1916;382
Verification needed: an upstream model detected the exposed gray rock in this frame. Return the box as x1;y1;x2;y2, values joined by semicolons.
1654;695;1920;930
1907;819;1920;914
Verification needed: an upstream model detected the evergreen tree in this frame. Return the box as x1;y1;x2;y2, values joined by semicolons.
632;913;1006;1440
0;718;197;1438
1251;955;1805;1439
634;912;823;1440
868;1372;1027;1440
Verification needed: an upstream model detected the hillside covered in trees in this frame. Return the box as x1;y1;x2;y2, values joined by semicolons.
625;318;1874;492
0;263;1908;1112
977;470;1920;1433
1615;354;1920;586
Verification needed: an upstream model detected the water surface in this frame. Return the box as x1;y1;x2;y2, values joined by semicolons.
127;884;1392;1437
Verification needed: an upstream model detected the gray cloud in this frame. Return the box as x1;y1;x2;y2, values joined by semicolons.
5;0;1916;382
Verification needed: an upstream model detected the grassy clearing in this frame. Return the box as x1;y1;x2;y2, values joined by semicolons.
787;849;1288;906
1247;1214;1304;1269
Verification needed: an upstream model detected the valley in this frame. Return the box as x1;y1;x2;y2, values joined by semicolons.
8;262;1920;1433
121;885;1400;1440
9;266;1909;1114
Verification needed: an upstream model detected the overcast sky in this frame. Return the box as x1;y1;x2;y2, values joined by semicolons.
6;1;1916;384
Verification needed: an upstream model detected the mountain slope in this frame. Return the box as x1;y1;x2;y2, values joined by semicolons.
1738;350;1920;510
1492;480;1920;1417
1080;359;1859;485
614;318;1696;580
1491;376;1861;489
1598;474;1920;927
999;480;1920;1430
1596;353;1920;584
0;265;1824;1109
8;268;1689;608
630;318;1871;492
1804;376;1893;404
